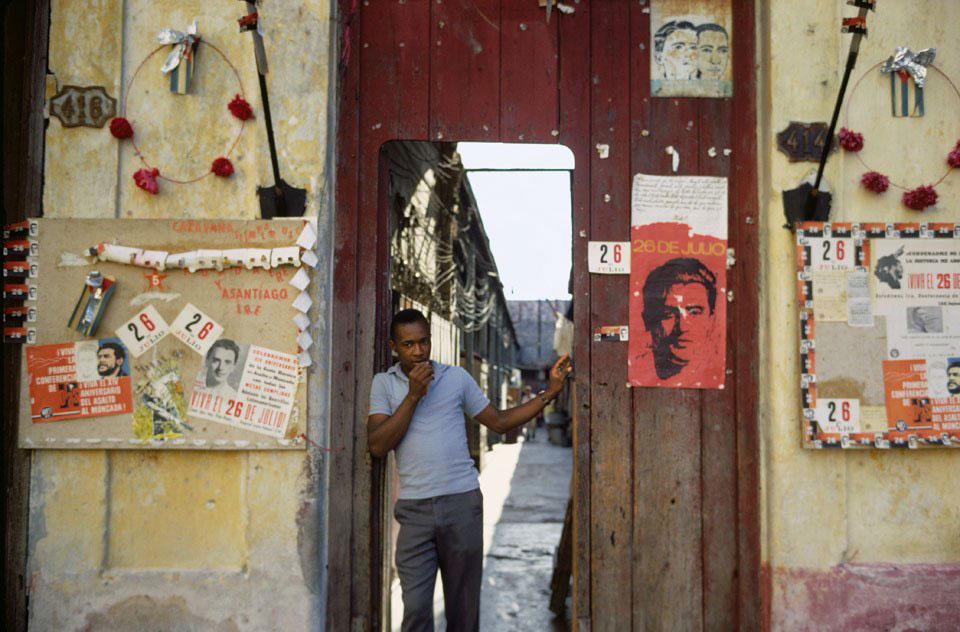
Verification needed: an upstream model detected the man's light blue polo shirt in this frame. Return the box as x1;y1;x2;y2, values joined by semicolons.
369;361;490;500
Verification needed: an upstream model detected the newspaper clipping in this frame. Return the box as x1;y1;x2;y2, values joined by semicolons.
187;338;298;438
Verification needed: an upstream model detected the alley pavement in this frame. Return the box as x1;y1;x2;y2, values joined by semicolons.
391;432;572;631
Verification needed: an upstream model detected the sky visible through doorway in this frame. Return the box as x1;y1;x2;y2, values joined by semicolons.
457;142;574;301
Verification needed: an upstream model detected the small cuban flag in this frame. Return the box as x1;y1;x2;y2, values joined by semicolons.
158;20;200;95
890;70;924;118
169;45;198;95
881;47;936;119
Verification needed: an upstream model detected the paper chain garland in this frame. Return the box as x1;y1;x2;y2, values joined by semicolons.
840;60;960;211
109;39;253;195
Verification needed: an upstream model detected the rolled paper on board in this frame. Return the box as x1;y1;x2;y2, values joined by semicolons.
133;250;169;271
244;249;272;270
95;243;142;265
167;251;215;273
164;252;188;269
197;249;224;271
221;249;248;268
271;246;301;268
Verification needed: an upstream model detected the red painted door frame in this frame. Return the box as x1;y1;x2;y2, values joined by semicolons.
332;1;761;629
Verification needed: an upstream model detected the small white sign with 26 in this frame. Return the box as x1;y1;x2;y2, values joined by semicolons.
115;304;170;358
588;241;630;274
171;303;224;356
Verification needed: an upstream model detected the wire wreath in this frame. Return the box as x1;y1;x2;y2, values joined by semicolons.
115;40;249;187
842;61;960;210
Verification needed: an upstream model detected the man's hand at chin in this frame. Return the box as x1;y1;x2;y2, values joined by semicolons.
407;361;434;401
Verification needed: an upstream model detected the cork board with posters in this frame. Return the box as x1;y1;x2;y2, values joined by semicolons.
796;221;960;450
18;218;316;450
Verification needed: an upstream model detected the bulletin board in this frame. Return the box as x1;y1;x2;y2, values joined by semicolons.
797;222;960;449
17;218;315;450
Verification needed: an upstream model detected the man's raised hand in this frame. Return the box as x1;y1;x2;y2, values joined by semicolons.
407;361;434;401
546;354;573;397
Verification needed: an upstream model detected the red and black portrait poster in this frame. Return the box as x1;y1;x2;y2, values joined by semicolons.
628;174;728;389
26;339;133;422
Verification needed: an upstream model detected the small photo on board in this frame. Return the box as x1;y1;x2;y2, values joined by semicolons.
905;306;944;334
187;340;299;438
193;338;248;400
946;357;960;398
650;0;733;98
74;338;130;381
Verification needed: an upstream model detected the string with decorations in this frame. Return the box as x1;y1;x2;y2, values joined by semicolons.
108;22;254;195
837;48;960;211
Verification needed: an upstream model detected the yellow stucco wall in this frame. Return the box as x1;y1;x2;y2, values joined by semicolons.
29;2;332;629
761;0;960;620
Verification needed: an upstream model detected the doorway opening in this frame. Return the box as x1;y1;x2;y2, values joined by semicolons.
378;140;575;630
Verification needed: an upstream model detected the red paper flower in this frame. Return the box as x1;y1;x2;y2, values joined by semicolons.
134;168;160;194
228;94;253;121
211;157;234;178
837;127;864;152
902;185;938;211
860;171;889;194
109;117;134;139
948;140;960;169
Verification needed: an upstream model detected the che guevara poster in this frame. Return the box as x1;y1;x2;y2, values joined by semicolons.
628;174;728;389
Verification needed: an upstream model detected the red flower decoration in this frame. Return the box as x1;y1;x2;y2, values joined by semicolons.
211;157;234;178
902;185;938;211
109;117;134;139
948;140;960;169
228;94;253;121
860;171;889;194
134;168;160;194
837;127;864;152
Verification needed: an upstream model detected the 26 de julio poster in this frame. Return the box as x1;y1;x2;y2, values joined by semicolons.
628;174;728;389
26;339;133;422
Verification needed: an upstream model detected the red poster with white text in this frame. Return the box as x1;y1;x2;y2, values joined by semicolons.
26;340;133;422
628;174;728;389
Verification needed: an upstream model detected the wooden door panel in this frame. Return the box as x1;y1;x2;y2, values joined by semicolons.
334;1;759;628
429;0;500;142
500;1;559;143
587;3;633;626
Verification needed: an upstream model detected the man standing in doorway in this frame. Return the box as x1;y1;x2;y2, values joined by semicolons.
368;309;571;631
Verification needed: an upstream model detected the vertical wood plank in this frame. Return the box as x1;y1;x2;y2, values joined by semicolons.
629;12;705;626
361;0;430;142
730;1;763;628
2;2;47;629
588;3;633;628
628;6;653;628
330;1;362;629
558;3;592;627
429;0;500;141
500;1;559;143
698;96;739;632
357;3;434;625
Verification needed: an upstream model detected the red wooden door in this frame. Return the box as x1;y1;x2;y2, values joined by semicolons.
332;1;760;629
